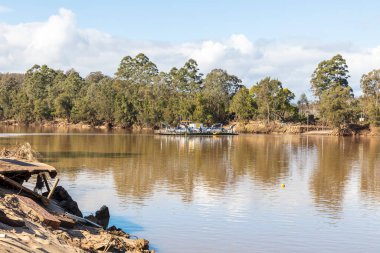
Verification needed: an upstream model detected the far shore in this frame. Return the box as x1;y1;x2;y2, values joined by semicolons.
0;120;379;137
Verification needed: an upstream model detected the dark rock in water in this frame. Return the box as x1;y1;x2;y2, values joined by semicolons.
59;200;83;218
84;205;110;229
44;186;83;217
95;205;110;228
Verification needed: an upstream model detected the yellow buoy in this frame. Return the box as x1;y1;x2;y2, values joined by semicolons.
281;183;286;188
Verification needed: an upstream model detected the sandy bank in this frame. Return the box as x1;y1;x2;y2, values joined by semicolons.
235;121;379;136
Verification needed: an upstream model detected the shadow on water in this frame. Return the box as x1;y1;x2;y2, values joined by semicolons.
109;216;159;252
39;151;140;159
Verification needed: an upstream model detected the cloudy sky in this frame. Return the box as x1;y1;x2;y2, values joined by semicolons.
1;0;380;98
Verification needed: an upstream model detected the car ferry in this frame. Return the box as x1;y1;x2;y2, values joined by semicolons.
155;122;238;136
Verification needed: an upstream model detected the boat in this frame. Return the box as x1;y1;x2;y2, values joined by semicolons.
155;122;238;136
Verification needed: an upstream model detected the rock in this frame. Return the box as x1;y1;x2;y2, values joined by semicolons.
59;200;82;217
44;186;83;217
95;205;110;228
84;205;110;229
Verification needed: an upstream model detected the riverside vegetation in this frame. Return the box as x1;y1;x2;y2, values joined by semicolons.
0;53;379;130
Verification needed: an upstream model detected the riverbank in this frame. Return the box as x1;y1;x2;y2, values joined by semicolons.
234;121;379;136
1;119;379;137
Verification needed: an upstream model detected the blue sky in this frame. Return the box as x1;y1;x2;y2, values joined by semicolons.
2;0;379;45
1;1;380;97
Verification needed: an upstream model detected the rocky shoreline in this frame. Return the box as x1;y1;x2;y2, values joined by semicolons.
0;187;151;253
0;144;152;253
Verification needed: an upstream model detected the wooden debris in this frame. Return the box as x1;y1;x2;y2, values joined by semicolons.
65;212;102;228
0;209;25;227
47;178;60;199
0;158;57;178
16;195;61;229
56;215;76;229
0;174;50;206
41;173;51;192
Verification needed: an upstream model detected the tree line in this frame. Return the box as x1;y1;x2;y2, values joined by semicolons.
0;53;378;128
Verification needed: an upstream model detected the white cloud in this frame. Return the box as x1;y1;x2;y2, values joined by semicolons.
181;40;227;67
228;34;254;54
1;8;380;98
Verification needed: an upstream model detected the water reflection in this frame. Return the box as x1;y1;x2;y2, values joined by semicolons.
1;128;380;252
359;138;380;203
1;131;380;213
308;137;357;217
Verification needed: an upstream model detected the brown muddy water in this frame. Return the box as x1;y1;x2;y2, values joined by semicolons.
0;127;380;253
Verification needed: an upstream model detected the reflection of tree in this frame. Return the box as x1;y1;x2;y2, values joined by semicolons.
113;136;243;203
231;135;292;186
0;129;295;204
359;138;380;201
309;137;359;217
3;128;380;218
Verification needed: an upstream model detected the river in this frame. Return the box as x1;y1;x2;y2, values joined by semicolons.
0;127;379;252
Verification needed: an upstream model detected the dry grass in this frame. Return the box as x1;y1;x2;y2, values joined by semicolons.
0;143;41;161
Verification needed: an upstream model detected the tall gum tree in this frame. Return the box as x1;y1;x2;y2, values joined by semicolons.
311;54;350;99
169;59;203;122
360;69;380;123
200;69;242;123
310;54;355;126
114;53;159;127
250;77;296;123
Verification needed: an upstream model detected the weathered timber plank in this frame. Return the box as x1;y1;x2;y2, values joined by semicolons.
56;215;76;229
0;158;57;178
17;195;61;229
0;209;25;227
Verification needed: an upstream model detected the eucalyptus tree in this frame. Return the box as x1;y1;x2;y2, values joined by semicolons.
250;77;296;122
360;69;380;123
114;53;159;127
24;64;58;121
318;85;355;126
229;86;255;121
79;74;116;125
310;54;354;126
311;54;350;99
169;59;203;121
200;69;242;123
115;53;159;84
53;69;85;121
0;74;23;119
297;93;309;116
